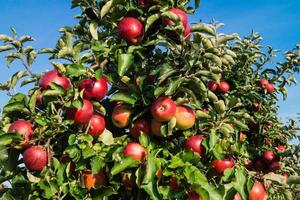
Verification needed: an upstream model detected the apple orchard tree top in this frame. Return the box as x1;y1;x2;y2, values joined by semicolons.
0;0;300;200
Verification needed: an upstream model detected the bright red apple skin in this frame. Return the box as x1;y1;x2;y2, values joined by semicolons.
259;79;269;89
266;83;274;94
151;119;163;137
8;120;33;145
112;105;133;128
67;99;94;124
130;118;151;138
276;145;286;152
86;114;106;137
175;106;196;130
233;193;242;200
39;70;71;90
151;97;176;122
23;146;48;171
124;142;146;161
164;8;188;28
186;192;202;200
80;78;108;100
212;158;235;174
218;81;230;93
118;17;144;44
249;181;268;200
185;23;191;39
185;135;204;156
263;151;275;163
208;80;218;92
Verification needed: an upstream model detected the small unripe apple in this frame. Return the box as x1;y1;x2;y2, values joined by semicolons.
8;120;33;146
265;83;274;94
118;17;144;44
258;79;269;89
124;142;146;161
39;70;71;90
80;78;108;100
186;192;202;200
184;135;204;156
249;181;268;200
112;104;133;128
23;146;48;171
151;119;163;137
218;81;230;93
67;99;94;124
82;169;107;190
151;97;176;122
212;158;234;174
208;80;218;92
175;106;196;130
163;8;188;28
263;150;275;163
86;114;106;137
130;118;151;138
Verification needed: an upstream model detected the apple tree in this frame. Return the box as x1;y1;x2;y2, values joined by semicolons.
0;0;300;199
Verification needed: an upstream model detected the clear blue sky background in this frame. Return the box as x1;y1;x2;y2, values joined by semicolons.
0;0;299;121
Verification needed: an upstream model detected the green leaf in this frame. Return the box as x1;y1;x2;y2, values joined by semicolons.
118;53;134;76
139;132;150;147
145;14;160;32
89;21;98;40
0;45;14;52
142;155;161;185
141;182;161;200
191;24;215;36
233;169;247;200
26;171;40;183
195;0;201;8
110;92;137;105
165;78;185;96
91;156;105;175
209;130;218;150
3;102;29;114
111;157;139;176
169;156;185;169
65;64;86;77
29;89;39;113
98;129;114;145
204;53;222;66
100;0;112;18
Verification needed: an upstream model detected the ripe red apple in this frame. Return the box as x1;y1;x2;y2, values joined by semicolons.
263;150;275;163
218;81;230;93
8;120;33;146
82;169;107;190
39;70;71;90
185;23;191;39
151;97;176;122
249;181;268;200
130;118;151;138
186;192;202;200
67;99;94;124
212;158;235;174
151;119;163;137
175;106;196;130
80;78;108;101
169;176;180;191
112;104;133;128
259;79;269;89
118;17;144;44
239;133;246;141
86;114;106;137
268;160;281;172
208;80;218;92
265;83;274;94
184;135;204;156
253;159;265;172
124;142;146;161
164;8;188;28
23;146;48;171
233;193;242;200
275;145;286;152
282;173;289;180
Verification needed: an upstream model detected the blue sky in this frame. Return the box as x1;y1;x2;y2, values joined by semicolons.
0;0;299;120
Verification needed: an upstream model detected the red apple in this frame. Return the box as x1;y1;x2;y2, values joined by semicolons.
151;119;163;137
151;97;176;122
130;118;151;138
218;81;230;93
233;193;242;200
39;70;71;90
253;159;265;172
266;83;274;94
164;8;188;28
212;158;235;174
80;78;108;101
82;169;107;190
268;160;281;172
86;114;106;137
23;146;48;171
259;79;269;89
67;99;94;124
249;181;268;200
263;151;275;163
239;133;246;141
208;80;218;92
185;23;191;39
186;192;202;200
175;106;196;130
185;135;204;156
124;142;146;161
8;120;33;146
169;176;180;191
275;145;286;152
283;173;289;180
118;17;144;44
112;104;133;128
